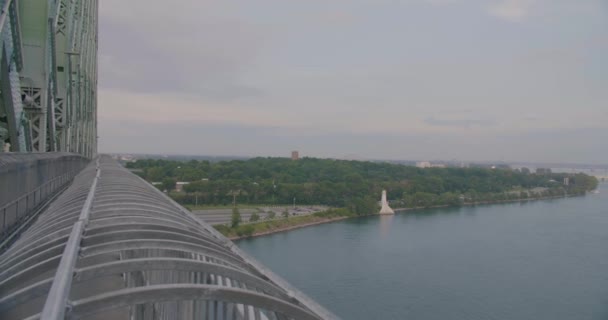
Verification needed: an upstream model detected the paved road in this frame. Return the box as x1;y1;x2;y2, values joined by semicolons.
193;206;328;225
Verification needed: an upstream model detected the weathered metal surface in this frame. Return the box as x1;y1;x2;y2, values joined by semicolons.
0;156;339;319
0;152;88;240
40;158;98;319
1;0;98;156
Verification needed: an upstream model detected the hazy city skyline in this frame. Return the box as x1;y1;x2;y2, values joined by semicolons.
98;0;607;164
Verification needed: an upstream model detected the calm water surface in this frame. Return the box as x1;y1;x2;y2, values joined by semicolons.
237;185;608;320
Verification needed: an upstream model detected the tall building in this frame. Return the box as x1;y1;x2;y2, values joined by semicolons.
291;150;299;160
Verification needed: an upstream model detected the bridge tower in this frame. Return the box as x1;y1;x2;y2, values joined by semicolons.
0;0;98;158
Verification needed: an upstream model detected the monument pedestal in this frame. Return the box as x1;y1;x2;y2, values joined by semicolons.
379;190;394;215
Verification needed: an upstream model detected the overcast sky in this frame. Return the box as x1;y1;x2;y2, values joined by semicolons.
98;0;607;164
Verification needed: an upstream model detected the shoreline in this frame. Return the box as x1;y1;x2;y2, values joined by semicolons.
227;194;580;241
393;194;572;212
228;216;354;241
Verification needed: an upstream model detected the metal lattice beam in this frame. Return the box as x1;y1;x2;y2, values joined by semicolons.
0;0;97;157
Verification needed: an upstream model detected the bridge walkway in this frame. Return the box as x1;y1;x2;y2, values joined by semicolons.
0;156;338;320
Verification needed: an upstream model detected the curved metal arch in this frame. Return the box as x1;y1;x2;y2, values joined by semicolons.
94;188;164;199
82;229;228;253
67;284;320;320
91;203;199;220
88;215;206;234
0;258;289;313
0;278;53;313
0;255;61;295
80;239;253;272
93;196;182;212
73;258;290;299
0;243;64;282
0;156;339;320
0;234;69;271
85;222;220;241
2;202;83;253
8;215;78;249
2;189;92;260
89;207;209;232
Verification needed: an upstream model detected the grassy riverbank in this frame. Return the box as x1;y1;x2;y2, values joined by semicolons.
214;208;356;239
216;193;585;240
128;157;597;217
184;203;294;211
394;193;576;211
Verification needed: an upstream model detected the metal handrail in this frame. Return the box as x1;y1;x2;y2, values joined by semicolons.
1;169;81;238
40;159;99;320
0;157;339;319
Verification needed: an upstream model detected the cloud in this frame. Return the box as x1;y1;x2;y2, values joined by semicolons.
99;118;608;165
487;0;536;22
98;89;280;127
423;0;458;5
98;0;267;100
97;0;608;163
424;117;498;128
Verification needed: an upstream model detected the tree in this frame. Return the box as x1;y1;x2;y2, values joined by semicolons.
249;212;260;222
161;178;176;192
267;211;276;220
231;207;241;228
412;192;435;208
439;192;460;206
351;196;379;215
128;157;598;210
147;167;165;181
282;209;289;219
236;225;255;237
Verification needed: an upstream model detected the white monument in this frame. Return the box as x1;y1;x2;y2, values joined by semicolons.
379;190;395;215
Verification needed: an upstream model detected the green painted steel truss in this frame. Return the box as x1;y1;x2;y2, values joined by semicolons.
0;0;97;158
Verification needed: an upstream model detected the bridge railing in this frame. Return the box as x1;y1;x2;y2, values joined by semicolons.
0;153;88;242
0;155;339;320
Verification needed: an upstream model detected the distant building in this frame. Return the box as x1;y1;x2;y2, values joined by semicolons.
416;161;431;168
416;161;445;168
291;151;300;160
175;181;190;192
563;177;569;186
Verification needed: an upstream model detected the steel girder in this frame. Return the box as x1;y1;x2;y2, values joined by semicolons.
0;0;97;158
0;0;25;152
0;156;339;320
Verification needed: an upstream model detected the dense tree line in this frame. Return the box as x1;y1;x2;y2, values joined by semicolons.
127;158;598;213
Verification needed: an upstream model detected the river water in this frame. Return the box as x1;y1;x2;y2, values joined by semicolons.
237;184;608;320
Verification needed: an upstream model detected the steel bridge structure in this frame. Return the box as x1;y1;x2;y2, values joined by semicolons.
0;156;338;319
0;0;97;157
0;1;338;319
